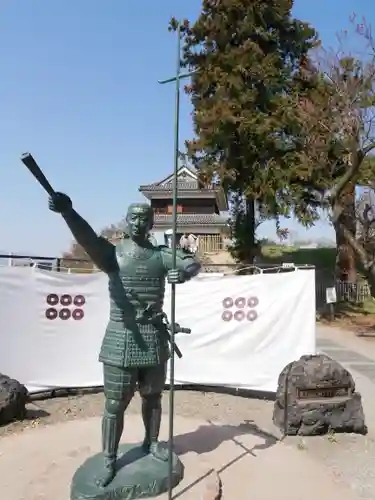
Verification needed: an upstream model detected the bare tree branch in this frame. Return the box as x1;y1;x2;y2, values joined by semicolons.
293;18;375;288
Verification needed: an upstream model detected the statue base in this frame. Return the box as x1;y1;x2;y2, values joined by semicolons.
70;443;184;500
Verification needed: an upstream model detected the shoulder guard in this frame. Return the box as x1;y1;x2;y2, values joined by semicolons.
159;245;193;259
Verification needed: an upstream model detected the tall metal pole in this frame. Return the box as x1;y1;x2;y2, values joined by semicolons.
168;23;180;500
158;23;195;500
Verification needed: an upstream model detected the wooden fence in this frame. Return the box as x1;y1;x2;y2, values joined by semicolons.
315;279;371;308
197;235;222;254
109;233;223;255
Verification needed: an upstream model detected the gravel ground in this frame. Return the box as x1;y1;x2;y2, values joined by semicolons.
287;364;375;500
0;388;276;438
293;432;375;500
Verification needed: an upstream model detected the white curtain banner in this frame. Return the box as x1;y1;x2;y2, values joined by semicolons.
0;267;316;393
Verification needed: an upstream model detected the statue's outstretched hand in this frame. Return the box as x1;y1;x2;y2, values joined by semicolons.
48;192;73;214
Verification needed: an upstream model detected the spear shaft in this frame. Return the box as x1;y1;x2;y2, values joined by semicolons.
158;23;195;500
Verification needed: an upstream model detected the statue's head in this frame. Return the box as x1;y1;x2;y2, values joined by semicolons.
125;203;154;241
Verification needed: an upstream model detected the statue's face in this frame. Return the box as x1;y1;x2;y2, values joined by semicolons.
126;205;153;240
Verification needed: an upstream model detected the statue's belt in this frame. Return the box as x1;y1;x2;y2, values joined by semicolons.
123;288;191;359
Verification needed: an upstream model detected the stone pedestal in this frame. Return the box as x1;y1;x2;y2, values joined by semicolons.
273;354;367;436
70;443;184;500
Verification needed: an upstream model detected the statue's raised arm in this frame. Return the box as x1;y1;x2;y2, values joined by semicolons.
49;192;117;273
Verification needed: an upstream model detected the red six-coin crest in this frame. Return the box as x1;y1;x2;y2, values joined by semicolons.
45;294;86;321
221;295;259;322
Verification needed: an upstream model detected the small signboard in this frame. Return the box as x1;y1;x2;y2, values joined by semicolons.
297;385;350;400
326;287;337;304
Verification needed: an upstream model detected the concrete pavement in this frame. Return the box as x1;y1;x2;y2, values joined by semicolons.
317;324;375;423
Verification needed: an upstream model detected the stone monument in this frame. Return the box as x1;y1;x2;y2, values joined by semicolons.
273;354;367;436
0;373;28;426
48;193;201;499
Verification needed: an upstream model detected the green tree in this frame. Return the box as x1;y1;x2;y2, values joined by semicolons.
61;223;127;272
170;0;318;263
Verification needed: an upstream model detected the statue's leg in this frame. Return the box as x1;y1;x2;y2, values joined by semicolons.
139;362;168;461
96;364;136;488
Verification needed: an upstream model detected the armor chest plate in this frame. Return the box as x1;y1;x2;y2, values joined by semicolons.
115;242;165;282
100;240;169;368
107;241;166;316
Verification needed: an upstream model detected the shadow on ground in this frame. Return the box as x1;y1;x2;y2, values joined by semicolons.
171;419;279;499
173;419;278;456
23;407;50;420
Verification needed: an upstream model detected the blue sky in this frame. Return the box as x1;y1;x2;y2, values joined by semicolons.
0;0;370;255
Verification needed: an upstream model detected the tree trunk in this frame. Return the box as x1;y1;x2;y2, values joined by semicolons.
366;267;375;298
229;194;257;265
334;182;357;283
336;213;375;299
244;197;256;264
